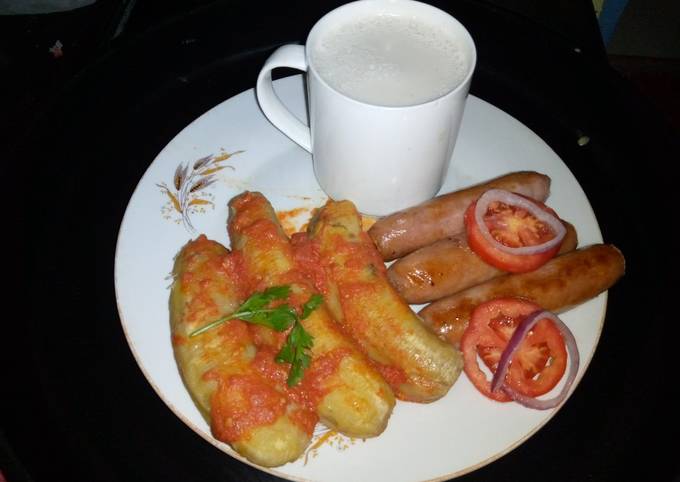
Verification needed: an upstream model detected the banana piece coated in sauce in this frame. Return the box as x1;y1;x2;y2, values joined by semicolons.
170;236;314;467
308;200;463;403
228;192;395;438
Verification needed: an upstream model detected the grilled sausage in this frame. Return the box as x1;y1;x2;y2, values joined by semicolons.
170;236;314;467
368;171;551;261
388;221;578;304
228;192;395;438
419;244;625;348
306;200;463;402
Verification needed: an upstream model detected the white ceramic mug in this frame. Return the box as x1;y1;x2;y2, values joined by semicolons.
256;0;476;215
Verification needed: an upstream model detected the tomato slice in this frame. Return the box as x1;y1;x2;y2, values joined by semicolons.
461;298;567;402
464;191;564;273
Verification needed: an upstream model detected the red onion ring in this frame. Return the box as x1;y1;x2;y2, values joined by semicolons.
490;310;580;410
474;189;566;256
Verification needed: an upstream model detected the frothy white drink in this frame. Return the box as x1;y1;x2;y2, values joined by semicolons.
311;14;469;107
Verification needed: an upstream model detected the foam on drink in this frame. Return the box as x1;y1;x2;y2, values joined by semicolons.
311;14;469;107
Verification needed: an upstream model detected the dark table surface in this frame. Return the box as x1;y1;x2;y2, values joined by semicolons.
4;1;679;481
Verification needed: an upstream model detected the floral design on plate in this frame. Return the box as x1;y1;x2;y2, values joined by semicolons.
157;150;243;232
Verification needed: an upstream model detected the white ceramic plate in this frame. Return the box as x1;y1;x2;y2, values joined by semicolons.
115;75;605;482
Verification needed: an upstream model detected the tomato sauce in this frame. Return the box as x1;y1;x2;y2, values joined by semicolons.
276;207;315;236
250;344;350;417
291;233;328;294
217;318;252;347
333;279;384;338
277;273;321;308
180;271;195;288
227;192;271;235
242;219;288;251
209;373;288;443
287;407;319;438
237;220;299;295
251;346;291;386
370;360;408;388
327;233;387;276
249;324;289;351
220;251;248;300
184;277;220;324
249;346;320;436
291;348;352;411
180;238;248;326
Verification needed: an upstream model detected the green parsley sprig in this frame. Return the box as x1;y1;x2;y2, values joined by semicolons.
189;285;322;386
276;293;322;386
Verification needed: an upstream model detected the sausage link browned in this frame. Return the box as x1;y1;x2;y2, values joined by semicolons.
368;171;551;261
388;222;578;304
418;244;625;348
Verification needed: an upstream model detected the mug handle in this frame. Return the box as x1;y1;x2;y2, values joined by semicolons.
256;44;312;152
